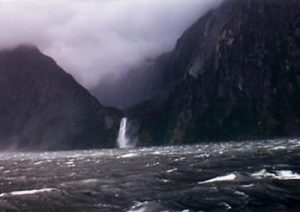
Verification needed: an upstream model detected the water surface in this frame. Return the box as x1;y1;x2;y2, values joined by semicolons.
0;139;300;211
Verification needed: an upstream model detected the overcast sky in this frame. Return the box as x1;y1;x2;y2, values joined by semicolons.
0;0;223;89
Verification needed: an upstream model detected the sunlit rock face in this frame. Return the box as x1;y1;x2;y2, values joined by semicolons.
130;0;300;146
0;45;121;150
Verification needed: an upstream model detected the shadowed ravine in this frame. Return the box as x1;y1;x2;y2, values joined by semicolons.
0;139;299;211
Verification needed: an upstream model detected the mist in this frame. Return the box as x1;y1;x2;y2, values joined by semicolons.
0;0;223;107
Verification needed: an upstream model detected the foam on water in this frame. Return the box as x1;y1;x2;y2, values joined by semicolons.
0;138;299;211
118;153;139;158
276;170;300;180
166;168;178;173
198;169;300;184
198;174;237;184
252;169;300;180
0;188;57;197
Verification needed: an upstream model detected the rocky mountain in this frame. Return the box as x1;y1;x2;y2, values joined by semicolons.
0;45;121;150
129;0;300;146
91;52;180;109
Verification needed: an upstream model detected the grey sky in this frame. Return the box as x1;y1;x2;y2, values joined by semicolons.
0;0;223;88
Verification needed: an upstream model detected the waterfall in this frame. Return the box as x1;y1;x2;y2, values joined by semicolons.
117;118;130;148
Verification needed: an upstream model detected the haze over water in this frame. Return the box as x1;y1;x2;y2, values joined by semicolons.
0;139;299;211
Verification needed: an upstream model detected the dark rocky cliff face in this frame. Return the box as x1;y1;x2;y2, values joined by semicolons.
0;45;121;150
130;0;300;146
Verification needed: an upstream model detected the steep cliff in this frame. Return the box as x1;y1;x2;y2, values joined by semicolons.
0;45;121;150
130;0;300;146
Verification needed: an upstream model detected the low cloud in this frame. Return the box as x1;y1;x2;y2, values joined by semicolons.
0;0;223;88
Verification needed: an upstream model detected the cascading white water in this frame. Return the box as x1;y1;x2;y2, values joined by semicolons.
117;118;130;148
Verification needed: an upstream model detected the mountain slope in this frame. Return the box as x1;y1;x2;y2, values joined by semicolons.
0;45;121;150
92;53;174;109
130;0;300;146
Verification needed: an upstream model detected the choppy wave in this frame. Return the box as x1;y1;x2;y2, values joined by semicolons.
198;169;300;184
0;138;299;211
0;188;57;197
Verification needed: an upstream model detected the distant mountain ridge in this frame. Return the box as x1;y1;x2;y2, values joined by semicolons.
92;53;175;109
129;0;300;146
0;45;121;150
1;0;299;150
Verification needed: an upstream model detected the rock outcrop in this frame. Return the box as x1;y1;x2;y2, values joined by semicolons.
130;0;300;146
0;45;121;150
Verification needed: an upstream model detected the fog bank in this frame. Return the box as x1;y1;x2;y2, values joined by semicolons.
0;0;223;90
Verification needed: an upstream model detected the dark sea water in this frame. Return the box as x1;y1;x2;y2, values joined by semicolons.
0;139;300;212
